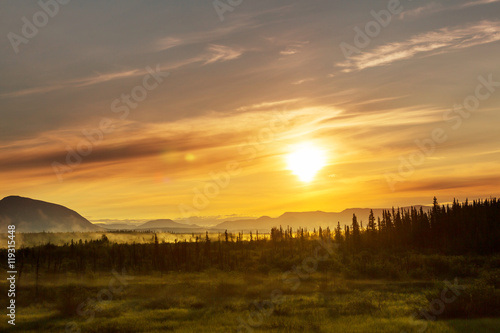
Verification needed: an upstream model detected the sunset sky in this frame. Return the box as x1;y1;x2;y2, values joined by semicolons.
1;0;499;221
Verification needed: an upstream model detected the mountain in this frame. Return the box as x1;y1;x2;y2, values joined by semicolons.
214;206;429;232
0;196;104;232
0;195;430;234
214;215;275;231
137;219;201;230
96;223;137;230
176;215;258;228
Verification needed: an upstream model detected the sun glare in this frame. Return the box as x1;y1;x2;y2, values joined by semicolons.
286;143;327;183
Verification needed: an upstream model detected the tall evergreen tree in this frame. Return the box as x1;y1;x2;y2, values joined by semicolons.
368;209;376;231
334;222;343;244
352;213;361;250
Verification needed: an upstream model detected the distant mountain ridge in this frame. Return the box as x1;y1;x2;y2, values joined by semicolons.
0;196;104;232
0;195;430;233
213;206;428;232
136;219;201;230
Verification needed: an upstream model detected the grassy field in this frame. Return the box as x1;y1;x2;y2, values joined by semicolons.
2;270;500;333
2;229;500;332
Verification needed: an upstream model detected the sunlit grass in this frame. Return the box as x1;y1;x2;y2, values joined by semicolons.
1;271;499;332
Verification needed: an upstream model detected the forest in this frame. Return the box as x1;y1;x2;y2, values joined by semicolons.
1;198;500;332
5;197;499;277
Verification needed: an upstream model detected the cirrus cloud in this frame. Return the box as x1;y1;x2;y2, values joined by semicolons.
337;20;500;72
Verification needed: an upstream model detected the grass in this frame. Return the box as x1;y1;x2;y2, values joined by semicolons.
1;270;499;332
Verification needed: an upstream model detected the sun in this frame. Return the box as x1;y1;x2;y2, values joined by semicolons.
286;143;327;183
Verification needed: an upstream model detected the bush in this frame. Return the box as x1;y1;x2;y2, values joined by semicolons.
419;280;500;319
55;284;92;317
328;299;378;317
480;269;500;288
214;281;240;298
143;297;179;310
345;299;378;315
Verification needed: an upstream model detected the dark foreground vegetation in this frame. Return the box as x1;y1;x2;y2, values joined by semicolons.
1;198;499;332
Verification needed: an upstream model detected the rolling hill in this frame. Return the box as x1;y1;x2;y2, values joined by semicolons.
214;206;429;232
136;219;202;230
0;195;430;234
0;196;104;232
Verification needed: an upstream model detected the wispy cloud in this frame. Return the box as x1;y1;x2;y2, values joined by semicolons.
292;78;315;85
1;44;243;99
0;68;144;99
154;18;260;52
203;45;243;64
0;105;303;176
236;99;302;112
399;3;443;19
337;20;500;72
458;0;500;9
280;41;309;56
155;37;183;51
399;0;500;19
397;175;500;192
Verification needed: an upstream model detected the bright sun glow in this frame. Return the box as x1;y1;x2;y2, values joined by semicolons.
286;143;327;183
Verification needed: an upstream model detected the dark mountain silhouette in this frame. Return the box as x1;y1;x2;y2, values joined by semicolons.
214;216;275;232
137;219;201;230
214;206;428;232
96;223;137;230
0;195;430;233
0;196;104;232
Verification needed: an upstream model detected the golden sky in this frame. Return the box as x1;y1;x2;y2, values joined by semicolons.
1;0;499;220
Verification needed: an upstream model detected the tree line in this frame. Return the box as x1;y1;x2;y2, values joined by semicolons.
335;197;500;254
1;197;499;281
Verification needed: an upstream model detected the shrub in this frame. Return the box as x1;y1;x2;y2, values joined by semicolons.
143;297;179;310
55;284;92;317
419;280;500;319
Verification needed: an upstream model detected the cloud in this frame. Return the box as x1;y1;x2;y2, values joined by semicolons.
0;68;145;99
398;3;444;19
236;98;302;112
155;37;183;51
1;43;245;99
319;106;446;131
152;4;297;54
337;20;500;72
203;45;243;64
292;78;315;85
458;0;500;9
280;41;309;56
398;175;500;192
399;0;500;19
153;17;260;52
1;44;243;99
0;104;309;179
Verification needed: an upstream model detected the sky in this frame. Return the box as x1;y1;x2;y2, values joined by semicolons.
1;0;499;221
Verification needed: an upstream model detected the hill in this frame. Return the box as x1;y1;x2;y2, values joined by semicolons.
0;196;104;232
95;223;137;230
214;206;428;231
137;219;201;230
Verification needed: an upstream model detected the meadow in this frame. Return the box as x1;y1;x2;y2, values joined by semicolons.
2;200;500;332
1;239;500;332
